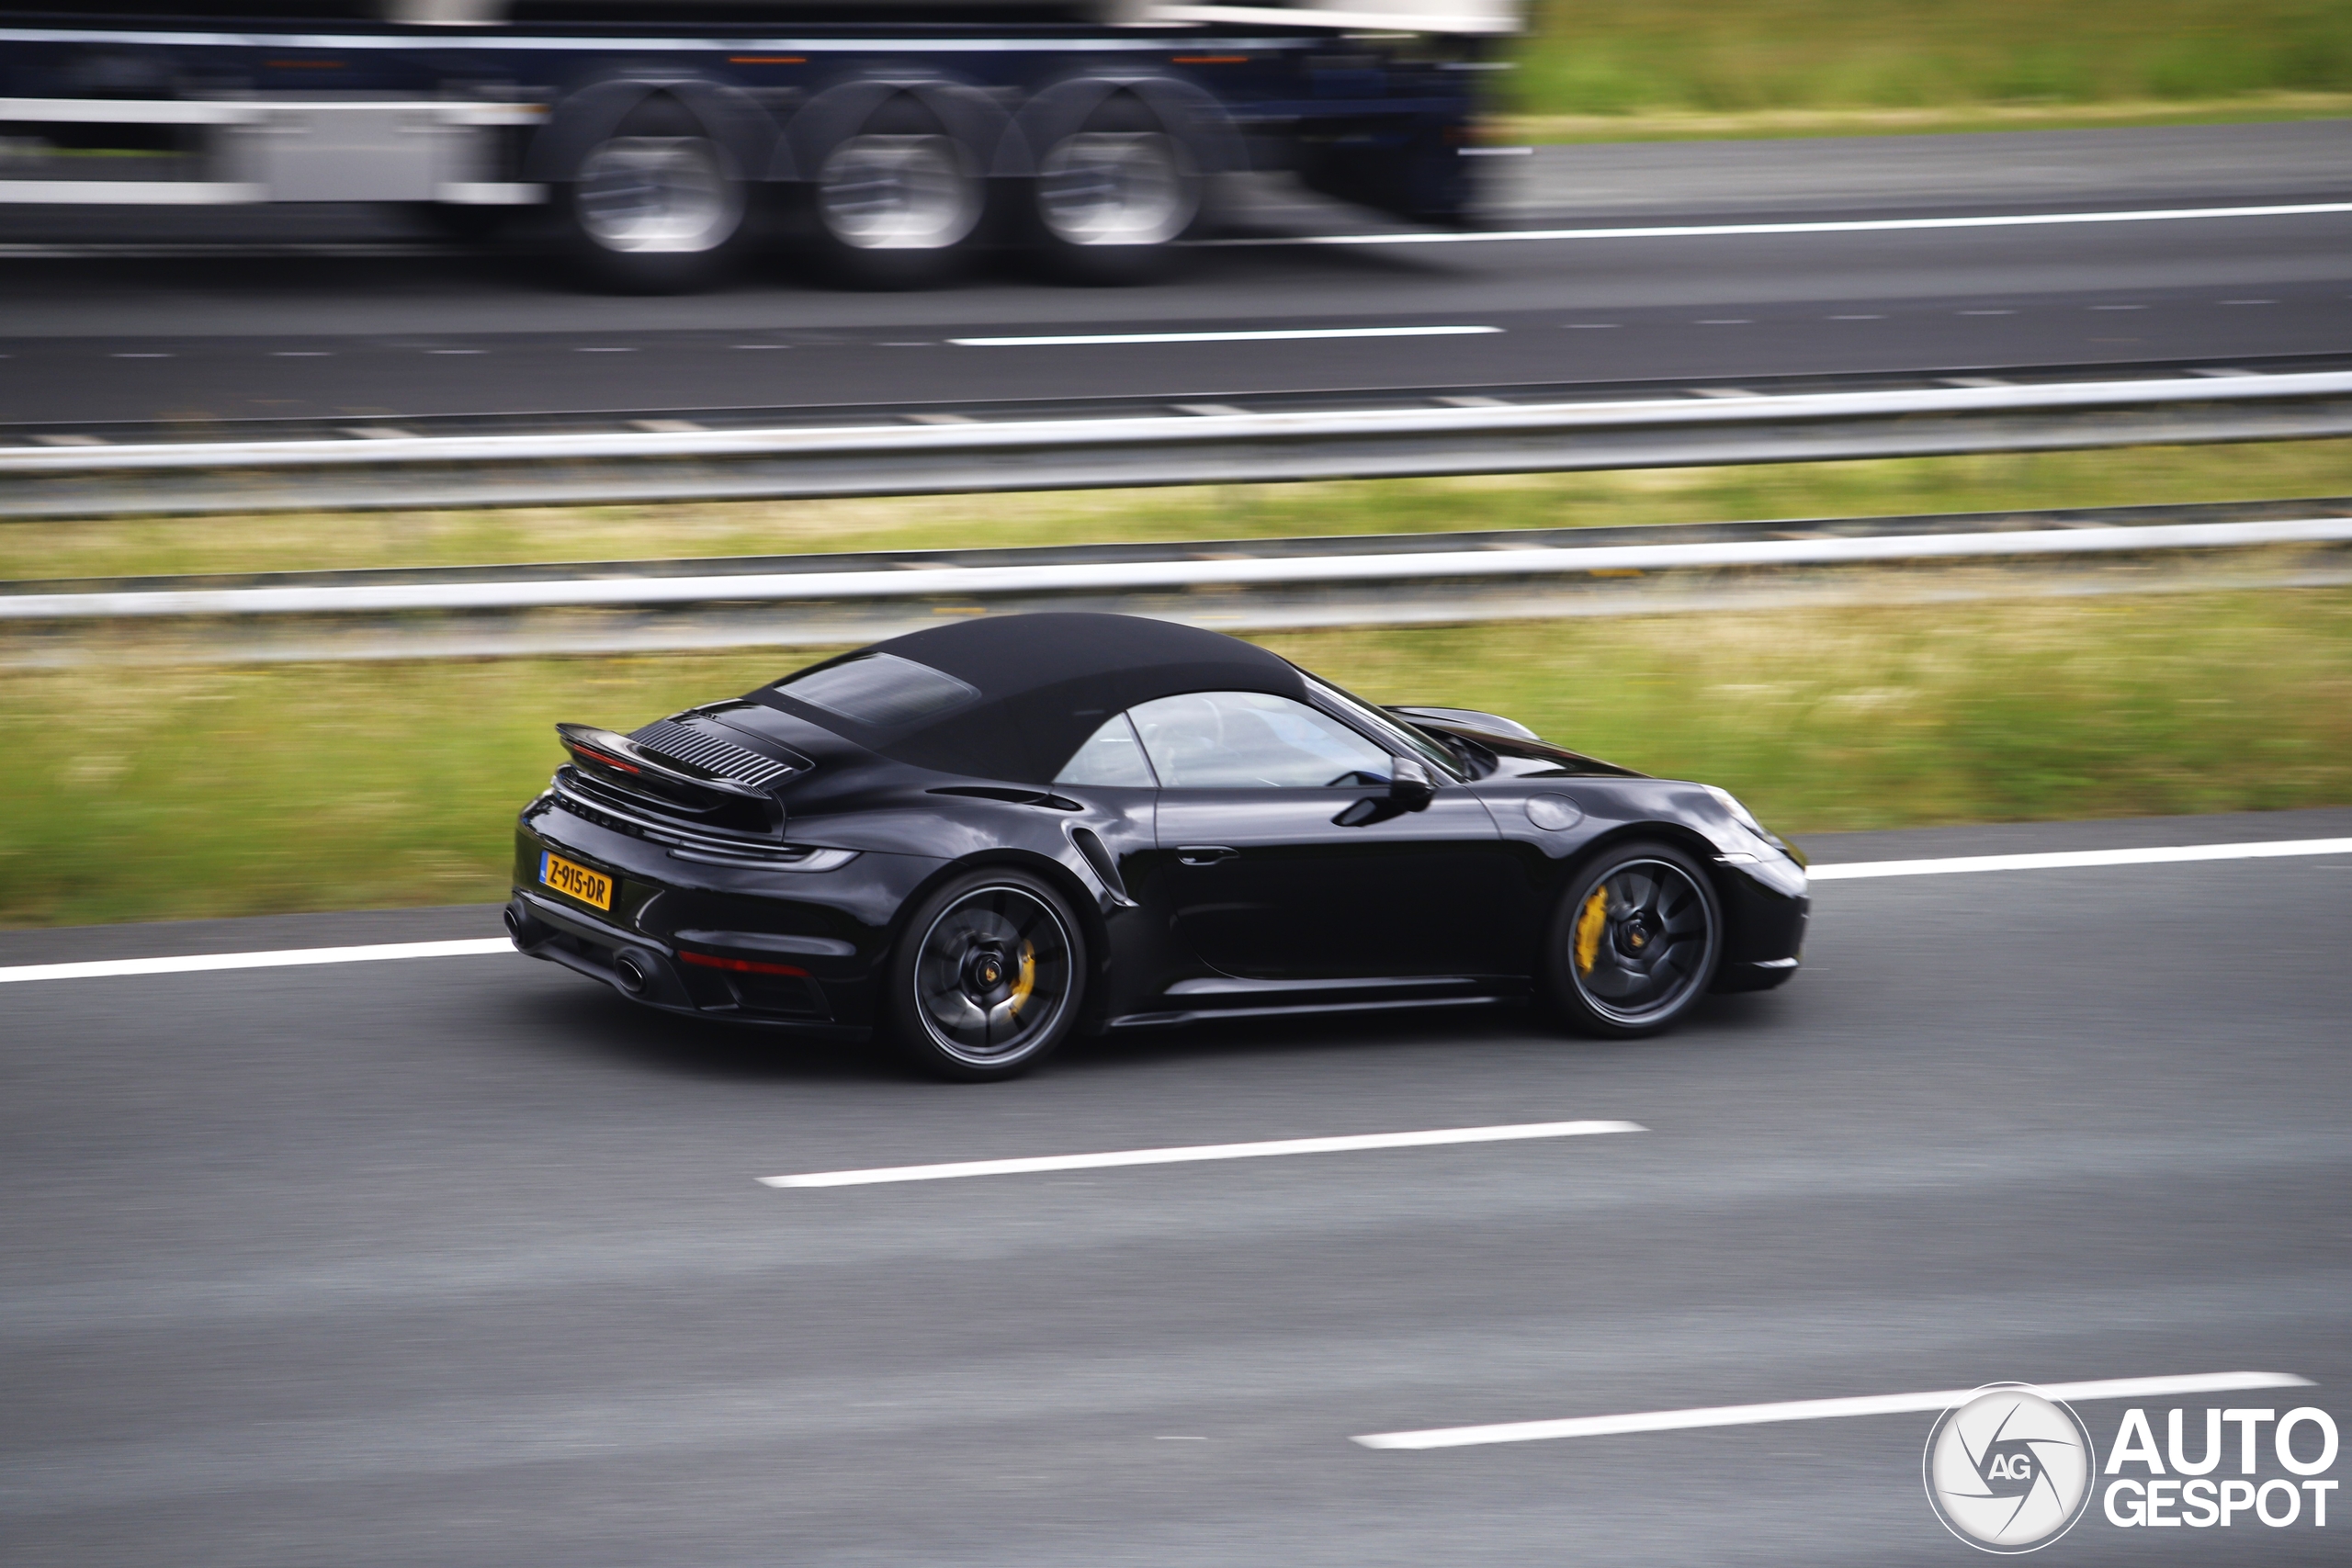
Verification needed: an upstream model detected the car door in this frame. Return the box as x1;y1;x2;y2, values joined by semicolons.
1130;690;1516;982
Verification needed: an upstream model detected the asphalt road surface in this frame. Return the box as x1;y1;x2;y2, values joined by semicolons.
1;120;2347;430
6;807;2348;1565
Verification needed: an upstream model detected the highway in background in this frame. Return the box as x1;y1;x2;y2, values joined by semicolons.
6;809;2348;1564
0;120;2347;431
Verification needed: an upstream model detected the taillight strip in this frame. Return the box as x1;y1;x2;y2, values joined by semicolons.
677;950;809;977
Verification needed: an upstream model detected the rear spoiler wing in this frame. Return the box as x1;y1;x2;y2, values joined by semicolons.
555;723;783;834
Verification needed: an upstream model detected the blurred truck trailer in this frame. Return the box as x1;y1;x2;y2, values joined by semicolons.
0;0;1520;288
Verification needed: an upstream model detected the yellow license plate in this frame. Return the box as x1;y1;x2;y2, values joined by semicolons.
538;850;612;911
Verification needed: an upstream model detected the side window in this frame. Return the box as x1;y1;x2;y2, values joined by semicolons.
1054;712;1158;787
1127;691;1393;789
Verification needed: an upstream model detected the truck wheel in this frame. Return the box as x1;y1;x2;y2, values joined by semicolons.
882;870;1085;1081
793;92;984;290
1029;128;1198;284
560;126;745;293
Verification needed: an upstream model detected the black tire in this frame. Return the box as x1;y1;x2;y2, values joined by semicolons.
1543;840;1722;1037
882;869;1086;1081
558;96;747;295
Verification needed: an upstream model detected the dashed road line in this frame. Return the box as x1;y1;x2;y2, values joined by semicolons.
3;840;2344;986
1202;199;2352;248
1810;837;2352;881
950;325;1501;347
759;1120;1645;1189
0;938;512;986
1351;1371;2313;1450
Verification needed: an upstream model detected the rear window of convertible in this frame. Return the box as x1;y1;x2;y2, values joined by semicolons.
774;653;980;728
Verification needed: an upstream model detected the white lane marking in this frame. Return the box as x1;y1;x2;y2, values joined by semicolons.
9;840;2345;987
761;1119;1645;1189
1353;1371;2313;1450
1204;200;2352;248
949;325;1501;347
1811;837;2352;881
0;938;512;986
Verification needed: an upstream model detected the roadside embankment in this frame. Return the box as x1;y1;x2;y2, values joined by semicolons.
3;589;2346;929
1506;1;2352;131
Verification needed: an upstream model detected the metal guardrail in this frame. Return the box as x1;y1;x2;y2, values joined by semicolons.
6;368;2352;521
7;498;2347;666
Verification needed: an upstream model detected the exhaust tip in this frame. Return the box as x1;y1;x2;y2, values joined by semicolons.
503;898;549;952
613;951;651;996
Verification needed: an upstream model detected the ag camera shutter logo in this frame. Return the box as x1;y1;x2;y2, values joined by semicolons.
1923;1384;2096;1552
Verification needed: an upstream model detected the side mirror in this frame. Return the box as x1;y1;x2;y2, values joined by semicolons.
1389;755;1436;810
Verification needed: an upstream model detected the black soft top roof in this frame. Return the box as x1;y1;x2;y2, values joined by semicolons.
754;612;1305;784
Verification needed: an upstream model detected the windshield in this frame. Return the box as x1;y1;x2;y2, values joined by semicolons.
1303;676;1465;781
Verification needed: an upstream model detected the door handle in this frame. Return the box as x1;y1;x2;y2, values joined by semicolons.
1176;846;1238;866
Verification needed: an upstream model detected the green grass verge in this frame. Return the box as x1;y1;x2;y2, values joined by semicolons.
1490;93;2352;144
1507;1;2352;119
11;438;2352;584
5;590;2346;929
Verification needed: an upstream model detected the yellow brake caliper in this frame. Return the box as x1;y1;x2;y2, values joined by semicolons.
1573;886;1610;976
1005;942;1037;1015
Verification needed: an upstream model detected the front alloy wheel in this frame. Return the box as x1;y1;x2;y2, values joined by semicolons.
1547;841;1721;1036
888;872;1083;1080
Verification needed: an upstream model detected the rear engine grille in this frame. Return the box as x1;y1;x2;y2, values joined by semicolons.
629;717;800;790
551;777;816;866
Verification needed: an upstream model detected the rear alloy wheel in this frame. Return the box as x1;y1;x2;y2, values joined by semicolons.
805;132;982;288
886;871;1084;1080
1545;840;1721;1037
563;133;744;292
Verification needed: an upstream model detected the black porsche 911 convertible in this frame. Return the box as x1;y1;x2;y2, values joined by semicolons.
508;612;1807;1079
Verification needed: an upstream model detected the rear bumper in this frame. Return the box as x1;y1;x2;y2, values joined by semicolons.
511;799;941;1034
506;892;870;1039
